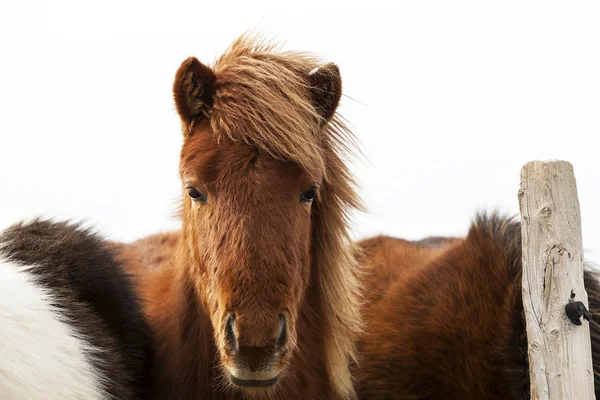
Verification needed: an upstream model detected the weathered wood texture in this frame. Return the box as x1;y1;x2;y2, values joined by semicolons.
519;160;595;400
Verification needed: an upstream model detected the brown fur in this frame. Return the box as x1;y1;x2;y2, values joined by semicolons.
355;214;600;399
121;35;362;399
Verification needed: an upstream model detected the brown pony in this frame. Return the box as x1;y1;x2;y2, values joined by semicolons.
119;35;600;399
118;35;362;400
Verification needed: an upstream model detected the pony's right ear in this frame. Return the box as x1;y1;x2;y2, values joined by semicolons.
308;63;342;123
173;57;217;132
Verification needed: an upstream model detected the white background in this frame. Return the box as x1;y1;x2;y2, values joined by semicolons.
1;1;599;259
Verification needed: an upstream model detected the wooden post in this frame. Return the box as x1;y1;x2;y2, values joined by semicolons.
519;160;595;400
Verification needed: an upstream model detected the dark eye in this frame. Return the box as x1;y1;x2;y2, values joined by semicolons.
186;185;207;203
300;185;319;203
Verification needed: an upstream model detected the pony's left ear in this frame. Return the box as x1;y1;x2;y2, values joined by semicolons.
308;63;342;123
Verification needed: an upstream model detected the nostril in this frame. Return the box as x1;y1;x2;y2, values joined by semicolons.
225;314;238;352
276;314;287;350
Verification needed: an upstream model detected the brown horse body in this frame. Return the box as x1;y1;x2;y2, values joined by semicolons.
358;217;600;399
118;36;600;399
357;216;545;399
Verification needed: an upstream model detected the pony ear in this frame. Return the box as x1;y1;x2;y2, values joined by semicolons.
173;57;217;131
308;63;342;123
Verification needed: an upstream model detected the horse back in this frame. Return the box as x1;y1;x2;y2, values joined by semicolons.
356;215;529;399
0;219;152;400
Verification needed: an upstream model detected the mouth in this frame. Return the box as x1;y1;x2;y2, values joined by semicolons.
229;373;280;388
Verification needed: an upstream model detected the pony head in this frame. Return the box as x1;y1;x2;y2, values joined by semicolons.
174;36;362;398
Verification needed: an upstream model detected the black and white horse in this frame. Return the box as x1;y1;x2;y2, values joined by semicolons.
0;219;151;399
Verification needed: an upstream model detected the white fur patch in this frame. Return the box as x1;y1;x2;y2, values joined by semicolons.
0;257;108;400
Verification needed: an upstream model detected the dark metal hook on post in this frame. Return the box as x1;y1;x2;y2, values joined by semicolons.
565;300;592;326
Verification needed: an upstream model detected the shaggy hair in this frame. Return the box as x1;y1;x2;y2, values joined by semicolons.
355;213;600;399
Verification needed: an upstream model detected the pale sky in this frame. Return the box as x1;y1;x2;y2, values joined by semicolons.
1;1;599;259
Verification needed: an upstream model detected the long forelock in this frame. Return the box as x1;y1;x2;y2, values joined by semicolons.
208;35;329;176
